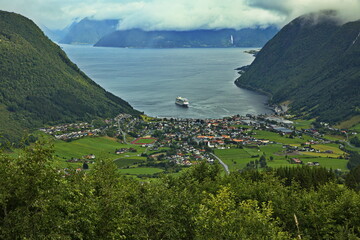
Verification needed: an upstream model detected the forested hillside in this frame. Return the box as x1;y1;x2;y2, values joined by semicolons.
1;142;360;239
95;27;278;48
0;11;139;143
235;11;360;124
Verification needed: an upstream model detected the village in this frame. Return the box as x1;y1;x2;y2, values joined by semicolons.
39;112;356;176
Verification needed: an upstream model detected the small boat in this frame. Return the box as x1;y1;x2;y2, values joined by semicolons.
175;96;189;107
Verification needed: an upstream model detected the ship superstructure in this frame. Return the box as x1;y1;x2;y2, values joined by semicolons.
175;97;189;107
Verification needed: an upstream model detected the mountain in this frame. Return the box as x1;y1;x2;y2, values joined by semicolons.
94;27;278;48
41;21;78;43
41;25;67;42
235;11;360;124
59;18;119;45
0;11;139;143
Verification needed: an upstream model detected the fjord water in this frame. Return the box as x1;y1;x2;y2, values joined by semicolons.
62;45;272;119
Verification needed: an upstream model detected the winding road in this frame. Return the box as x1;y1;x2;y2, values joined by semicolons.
210;153;230;175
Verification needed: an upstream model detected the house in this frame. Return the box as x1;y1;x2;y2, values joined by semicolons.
83;154;96;159
290;158;302;164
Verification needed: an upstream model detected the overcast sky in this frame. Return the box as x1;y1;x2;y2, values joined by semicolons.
1;0;359;30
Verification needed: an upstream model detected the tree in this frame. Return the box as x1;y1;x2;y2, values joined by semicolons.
345;165;360;190
259;155;267;168
194;186;290;239
0;141;67;238
347;152;360;170
350;136;360;147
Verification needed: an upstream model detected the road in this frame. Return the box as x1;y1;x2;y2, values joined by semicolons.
210;153;230;175
342;140;359;150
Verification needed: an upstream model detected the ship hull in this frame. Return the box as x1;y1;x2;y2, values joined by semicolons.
175;102;189;107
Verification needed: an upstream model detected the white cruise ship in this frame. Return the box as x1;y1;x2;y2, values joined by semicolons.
175;97;189;107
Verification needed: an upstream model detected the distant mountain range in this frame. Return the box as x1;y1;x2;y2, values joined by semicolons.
0;11;139;143
42;17;278;47
41;18;119;44
235;11;360;124
59;18;119;45
94;27;278;48
41;24;71;42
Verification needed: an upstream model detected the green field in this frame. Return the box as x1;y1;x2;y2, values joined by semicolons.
215;147;293;170
52;137;145;168
303;144;347;158
336;116;360;130
350;123;360;132
285;155;348;170
323;134;346;141
252;130;313;145
114;158;146;168
214;148;253;171
293;119;314;130
243;147;262;157
118;167;164;175
215;144;349;171
259;144;284;155
132;138;156;144
267;159;295;168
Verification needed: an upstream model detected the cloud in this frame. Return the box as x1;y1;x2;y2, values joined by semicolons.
0;0;359;30
115;0;286;31
248;0;360;25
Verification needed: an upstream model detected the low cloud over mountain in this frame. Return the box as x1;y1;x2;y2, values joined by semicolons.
1;0;359;30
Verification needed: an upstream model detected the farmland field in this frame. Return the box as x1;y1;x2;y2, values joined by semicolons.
132;137;157;145
323;135;346;141
215;144;349;172
118;167;164;175
214;148;253;171
52;136;145;168
114;158;146;168
252;130;313;145
350;123;360;132
293;119;314;130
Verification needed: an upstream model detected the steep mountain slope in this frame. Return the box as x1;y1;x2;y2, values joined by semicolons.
235;12;360;123
0;11;139;143
60;18;119;44
95;27;278;48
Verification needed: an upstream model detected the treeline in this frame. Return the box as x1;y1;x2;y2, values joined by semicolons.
1;142;360;239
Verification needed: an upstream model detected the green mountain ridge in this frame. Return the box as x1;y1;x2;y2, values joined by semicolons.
0;11;139;143
235;11;360;124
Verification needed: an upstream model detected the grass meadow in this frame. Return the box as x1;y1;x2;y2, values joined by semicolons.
52;137;146;168
215;143;349;172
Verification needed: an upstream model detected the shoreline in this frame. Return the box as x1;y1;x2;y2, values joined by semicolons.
234;76;276;110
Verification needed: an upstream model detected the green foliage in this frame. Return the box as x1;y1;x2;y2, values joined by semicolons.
0;11;139;143
194;187;290;239
345;165;360;190
350;136;360;147
2;141;360;239
348;152;360;170
275;166;336;189
236;12;360;123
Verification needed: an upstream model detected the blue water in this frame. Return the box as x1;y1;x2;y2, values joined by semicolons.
61;45;272;119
